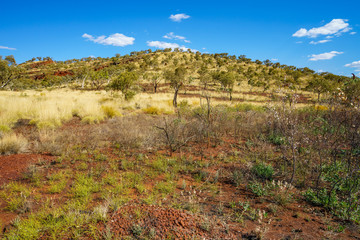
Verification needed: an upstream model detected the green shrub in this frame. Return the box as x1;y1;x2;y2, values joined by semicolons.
252;162;274;180
248;181;268;197
268;132;286;145
304;161;360;223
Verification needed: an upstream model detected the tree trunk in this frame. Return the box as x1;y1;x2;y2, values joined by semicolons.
173;88;179;107
81;77;86;89
0;77;14;89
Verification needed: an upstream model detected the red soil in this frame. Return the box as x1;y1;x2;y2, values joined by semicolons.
0;154;55;185
54;70;73;77
107;203;235;239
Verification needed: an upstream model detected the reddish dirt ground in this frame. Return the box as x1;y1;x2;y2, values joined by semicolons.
107;203;235;239
1;119;359;239
0;154;55;185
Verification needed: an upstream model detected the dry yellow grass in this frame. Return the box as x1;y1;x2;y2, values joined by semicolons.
0;83;314;130
0;133;28;155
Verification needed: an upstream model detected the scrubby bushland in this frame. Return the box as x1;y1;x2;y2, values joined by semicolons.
266;96;360;223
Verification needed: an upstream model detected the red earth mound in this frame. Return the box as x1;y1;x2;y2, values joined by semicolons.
108;203;235;239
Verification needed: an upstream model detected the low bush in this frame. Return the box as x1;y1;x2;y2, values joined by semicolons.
143;106;162;115
81;116;104;124
251;162;274;181
101;105;121;118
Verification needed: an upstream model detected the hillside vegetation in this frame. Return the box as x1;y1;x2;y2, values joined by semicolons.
0;50;359;239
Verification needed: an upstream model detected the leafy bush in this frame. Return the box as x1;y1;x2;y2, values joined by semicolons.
304;161;360;223
251;162;274;180
109;71;138;100
248;181;268;197
268;132;286;146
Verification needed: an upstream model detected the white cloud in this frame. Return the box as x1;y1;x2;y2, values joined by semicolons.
345;60;360;73
308;51;343;61
350;32;357;35
147;41;179;49
82;33;134;47
293;19;351;38
163;32;191;43
309;39;331;45
0;46;16;50
271;58;278;61
296;41;303;44
169;13;190;22
147;40;197;52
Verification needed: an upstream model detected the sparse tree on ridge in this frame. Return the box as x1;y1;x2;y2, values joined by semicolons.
164;66;187;107
109;71;138;100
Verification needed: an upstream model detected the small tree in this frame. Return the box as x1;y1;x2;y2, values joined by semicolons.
90;69;108;90
164;66;187;107
213;71;235;101
0;56;19;89
144;72;161;93
306;74;332;102
110;71;138;100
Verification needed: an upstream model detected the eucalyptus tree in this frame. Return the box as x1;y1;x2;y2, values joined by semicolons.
213;71;236;101
306;74;332;102
109;71;139;100
164;66;187;107
0;55;20;89
144;72;162;93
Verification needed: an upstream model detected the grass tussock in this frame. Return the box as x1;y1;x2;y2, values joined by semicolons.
0;134;28;155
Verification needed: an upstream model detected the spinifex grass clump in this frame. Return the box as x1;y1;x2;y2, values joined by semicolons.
0;133;27;155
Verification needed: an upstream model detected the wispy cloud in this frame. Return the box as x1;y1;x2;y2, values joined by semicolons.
82;33;134;47
0;46;16;50
345;60;360;73
147;40;197;52
308;51;343;61
163;32;191;43
309;39;331;45
350;32;357;35
169;13;190;22
293;19;351;38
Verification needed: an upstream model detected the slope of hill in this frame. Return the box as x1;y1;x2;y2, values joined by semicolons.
0;50;359;239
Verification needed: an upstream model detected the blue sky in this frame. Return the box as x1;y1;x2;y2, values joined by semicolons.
1;0;360;76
